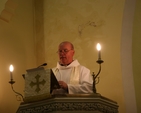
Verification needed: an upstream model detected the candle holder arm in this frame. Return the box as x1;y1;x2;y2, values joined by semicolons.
92;59;104;93
9;80;24;101
94;63;102;79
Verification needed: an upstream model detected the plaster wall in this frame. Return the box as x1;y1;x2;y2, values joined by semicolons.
42;0;126;113
0;0;36;113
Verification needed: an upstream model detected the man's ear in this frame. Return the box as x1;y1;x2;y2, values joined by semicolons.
73;50;75;55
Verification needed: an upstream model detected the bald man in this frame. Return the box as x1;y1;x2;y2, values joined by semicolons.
52;41;93;94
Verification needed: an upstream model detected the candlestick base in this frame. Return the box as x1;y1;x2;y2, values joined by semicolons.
96;59;104;64
9;80;15;84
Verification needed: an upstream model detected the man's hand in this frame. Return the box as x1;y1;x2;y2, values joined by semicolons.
58;81;68;92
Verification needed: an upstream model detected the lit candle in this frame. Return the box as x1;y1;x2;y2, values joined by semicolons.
9;65;14;80
96;43;101;60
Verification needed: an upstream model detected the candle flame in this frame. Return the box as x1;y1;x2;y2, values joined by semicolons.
96;43;101;51
9;65;14;72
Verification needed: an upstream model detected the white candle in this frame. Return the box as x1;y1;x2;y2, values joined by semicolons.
9;65;14;80
96;43;101;60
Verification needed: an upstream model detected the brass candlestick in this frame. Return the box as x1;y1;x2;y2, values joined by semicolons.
92;59;104;93
9;79;24;101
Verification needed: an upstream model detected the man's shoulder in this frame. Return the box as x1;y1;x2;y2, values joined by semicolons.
79;65;90;71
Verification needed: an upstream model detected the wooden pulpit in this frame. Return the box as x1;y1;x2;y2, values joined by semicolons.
16;68;119;113
17;94;118;113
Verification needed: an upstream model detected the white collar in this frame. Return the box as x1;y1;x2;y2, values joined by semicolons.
57;59;80;69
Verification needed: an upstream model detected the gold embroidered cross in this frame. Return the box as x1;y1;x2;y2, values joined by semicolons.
30;74;46;93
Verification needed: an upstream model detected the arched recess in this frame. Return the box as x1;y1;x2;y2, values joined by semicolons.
0;0;17;23
121;0;137;113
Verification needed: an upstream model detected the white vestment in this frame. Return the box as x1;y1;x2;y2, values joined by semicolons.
52;59;93;94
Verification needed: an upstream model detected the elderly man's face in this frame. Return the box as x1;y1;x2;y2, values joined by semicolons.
58;43;74;65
